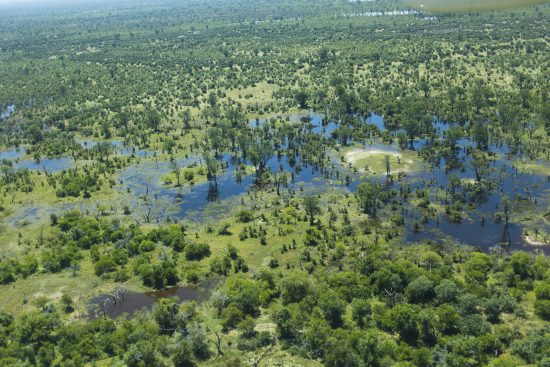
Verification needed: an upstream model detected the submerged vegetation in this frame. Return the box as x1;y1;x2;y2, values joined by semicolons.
0;0;548;366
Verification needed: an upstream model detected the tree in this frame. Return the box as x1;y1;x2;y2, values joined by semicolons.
459;314;490;336
384;303;420;344
203;151;219;188
207;91;218;107
448;174;461;197
182;109;192;128
303;311;331;358
237;316;256;338
324;338;362;367
185;243;211;261
384;155;391;179
187;324;211;360
435;279;461;304
351;298;371;328
94;257;117;276
274;171;288;196
220;276;260;316
125;341;163;367
472;121;489;150
281;271;310;304
406;276;435;304
445;125;463;149
145;109;161;132
356;180;382;217
534;300;550;320
534;281;550;320
235;210;254;223
173;337;195;367
436;304;460;335
501;195;512;224
273;307;300;340
295;90;308;109
318;290;346;328
206;127;225;156
464;253;492;286
171;157;181;187
470;150;490;183
60;292;74;313
153;298;181;333
303;196;321;226
248;139;273;178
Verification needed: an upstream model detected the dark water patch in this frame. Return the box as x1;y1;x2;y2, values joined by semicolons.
394;142;550;254
117;147;355;224
405;212;548;255
339;126;549;254
88;280;218;320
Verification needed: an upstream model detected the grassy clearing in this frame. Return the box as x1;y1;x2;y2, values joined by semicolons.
341;145;421;175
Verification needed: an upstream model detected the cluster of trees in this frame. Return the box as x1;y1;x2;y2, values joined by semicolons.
1;212;214;289
1;242;549;366
54;170;102;198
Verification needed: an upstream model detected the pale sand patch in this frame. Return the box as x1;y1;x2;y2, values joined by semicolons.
344;148;401;165
524;235;549;246
344;148;411;174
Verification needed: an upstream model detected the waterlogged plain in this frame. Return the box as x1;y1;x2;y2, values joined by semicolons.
0;2;549;365
2;111;548;253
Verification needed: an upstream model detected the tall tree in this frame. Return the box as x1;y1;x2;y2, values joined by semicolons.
356;180;382;217
303;196;321;226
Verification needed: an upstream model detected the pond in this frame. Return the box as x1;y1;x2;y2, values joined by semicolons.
78;139;156;158
5;203;75;227
87;279;218;319
249;111;385;136
117;150;354;224
0;148;25;161
15;157;74;172
374;138;549;254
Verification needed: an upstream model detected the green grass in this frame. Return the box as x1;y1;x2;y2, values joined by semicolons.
340;145;422;176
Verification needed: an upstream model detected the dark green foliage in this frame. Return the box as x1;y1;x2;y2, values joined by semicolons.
235;210;254;223
406;275;435;304
94;256;117;276
281;271;310;304
317;290;346;328
173;338;195;367
185;243;211;261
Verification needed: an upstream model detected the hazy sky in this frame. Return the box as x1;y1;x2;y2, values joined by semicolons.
0;0;113;5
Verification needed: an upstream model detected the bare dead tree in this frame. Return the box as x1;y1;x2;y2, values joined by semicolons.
208;329;224;357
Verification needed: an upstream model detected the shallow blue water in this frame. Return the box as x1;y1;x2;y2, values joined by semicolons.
117;151;352;224
78;139;155;158
0;148;24;160
3;110;548;254
15;157;73;172
115;112;550;253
